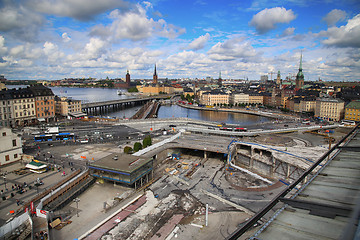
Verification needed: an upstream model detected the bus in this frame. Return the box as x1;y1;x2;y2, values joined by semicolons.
34;134;53;142
56;133;75;141
34;133;75;142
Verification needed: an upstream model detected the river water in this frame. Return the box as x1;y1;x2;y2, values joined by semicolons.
6;85;270;125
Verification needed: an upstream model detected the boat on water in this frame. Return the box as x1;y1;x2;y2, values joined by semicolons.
117;90;123;95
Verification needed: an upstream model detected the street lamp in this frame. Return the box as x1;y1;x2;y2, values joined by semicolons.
73;198;80;217
3;176;6;190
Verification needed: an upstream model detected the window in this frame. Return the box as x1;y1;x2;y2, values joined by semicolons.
14;154;18;159
5;155;10;161
2;132;6;136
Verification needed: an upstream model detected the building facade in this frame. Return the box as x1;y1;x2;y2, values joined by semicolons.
55;96;82;116
248;94;263;105
0;127;22;166
344;100;360;122
315;98;345;122
200;91;229;106
230;93;249;105
29;85;55;123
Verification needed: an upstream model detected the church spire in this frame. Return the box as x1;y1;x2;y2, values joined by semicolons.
153;64;158;84
299;50;303;71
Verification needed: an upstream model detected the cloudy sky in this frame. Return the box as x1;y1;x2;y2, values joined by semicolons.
0;0;359;81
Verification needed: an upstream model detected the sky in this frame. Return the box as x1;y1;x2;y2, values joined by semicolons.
0;0;359;81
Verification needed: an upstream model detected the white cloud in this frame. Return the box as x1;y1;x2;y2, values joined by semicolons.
0;36;8;55
250;7;296;34
0;2;44;42
28;0;129;21
322;14;360;48
9;45;24;56
280;27;295;37
208;37;258;61
62;33;71;42
90;5;185;41
186;33;210;51
43;42;65;62
323;9;347;26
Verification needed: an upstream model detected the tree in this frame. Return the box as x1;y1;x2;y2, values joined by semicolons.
124;146;133;154
143;135;152;148
133;142;143;152
128;87;139;92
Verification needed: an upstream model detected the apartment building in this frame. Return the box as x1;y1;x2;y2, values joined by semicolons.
0;127;22;166
248;94;263;105
29;85;55;123
200;91;229;106
344;100;360;122
230;93;249;105
315;98;345;122
55;96;82;117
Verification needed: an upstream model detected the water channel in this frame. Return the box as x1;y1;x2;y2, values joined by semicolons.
6;85;270;125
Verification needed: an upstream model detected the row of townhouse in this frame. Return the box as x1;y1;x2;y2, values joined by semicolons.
198;89;358;122
0;86;83;128
200;91;263;106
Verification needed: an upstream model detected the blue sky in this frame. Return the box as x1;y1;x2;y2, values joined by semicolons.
0;0;359;81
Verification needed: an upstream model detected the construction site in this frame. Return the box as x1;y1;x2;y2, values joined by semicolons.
0;120;353;240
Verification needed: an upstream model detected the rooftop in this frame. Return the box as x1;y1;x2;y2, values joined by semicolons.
346;100;360;110
89;153;152;173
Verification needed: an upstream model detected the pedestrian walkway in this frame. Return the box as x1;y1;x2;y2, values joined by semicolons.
82;195;146;240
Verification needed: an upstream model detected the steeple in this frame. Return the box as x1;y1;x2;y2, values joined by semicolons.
219;71;222;80
153;64;158;84
296;51;304;89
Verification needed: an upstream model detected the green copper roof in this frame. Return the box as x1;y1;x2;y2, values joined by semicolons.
346;100;360;109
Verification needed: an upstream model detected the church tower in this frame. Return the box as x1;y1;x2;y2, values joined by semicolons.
126;70;130;87
153;64;158;84
218;71;222;86
295;52;304;89
276;70;281;85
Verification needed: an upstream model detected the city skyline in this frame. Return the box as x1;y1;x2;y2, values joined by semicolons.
0;0;359;81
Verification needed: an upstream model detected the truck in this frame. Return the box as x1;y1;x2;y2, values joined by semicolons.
45;127;59;134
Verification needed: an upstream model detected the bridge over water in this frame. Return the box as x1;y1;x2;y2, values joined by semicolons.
81;95;171;115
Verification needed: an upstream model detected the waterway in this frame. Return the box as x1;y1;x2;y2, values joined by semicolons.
6;85;270;125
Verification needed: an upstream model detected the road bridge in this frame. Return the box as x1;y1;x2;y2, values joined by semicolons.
81;95;171;115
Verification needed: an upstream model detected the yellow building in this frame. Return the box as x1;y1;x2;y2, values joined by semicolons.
315;98;345;122
230;93;249;105
344;100;360;122
137;84;174;95
55;96;82;117
248;94;263;105
200;91;229;106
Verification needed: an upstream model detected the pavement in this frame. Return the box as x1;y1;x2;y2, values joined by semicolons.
0;161;74;226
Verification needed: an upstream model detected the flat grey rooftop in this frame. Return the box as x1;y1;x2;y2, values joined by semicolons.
252;128;360;240
89;153;152;173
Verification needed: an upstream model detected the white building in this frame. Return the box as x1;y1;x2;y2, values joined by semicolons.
0;127;22;166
